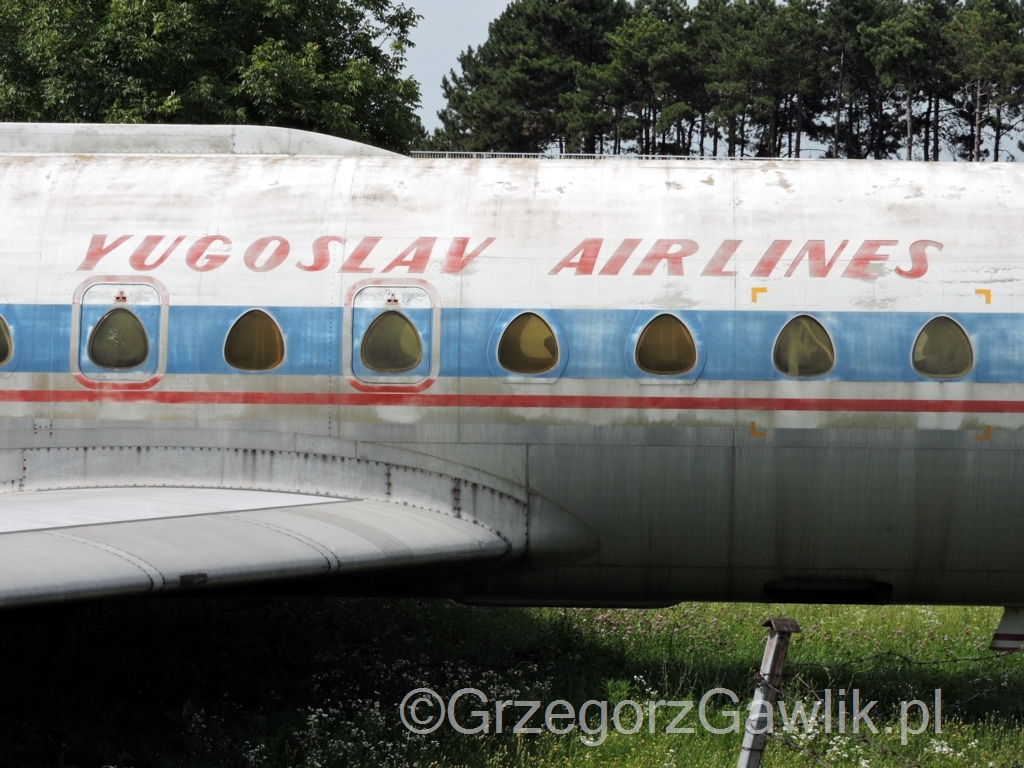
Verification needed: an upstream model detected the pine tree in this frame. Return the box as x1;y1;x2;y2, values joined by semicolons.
434;0;630;153
432;0;1024;161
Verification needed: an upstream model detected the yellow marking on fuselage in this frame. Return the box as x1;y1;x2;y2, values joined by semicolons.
976;288;992;304
751;287;768;303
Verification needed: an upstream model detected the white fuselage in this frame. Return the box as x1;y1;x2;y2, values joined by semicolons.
1;150;1022;607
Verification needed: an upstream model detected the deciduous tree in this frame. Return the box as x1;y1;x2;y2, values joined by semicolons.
0;0;423;152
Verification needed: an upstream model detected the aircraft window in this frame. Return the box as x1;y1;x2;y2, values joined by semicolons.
361;311;423;373
88;307;149;369
224;310;285;371
635;314;696;375
912;316;973;378
498;312;558;374
773;315;834;377
0;316;10;366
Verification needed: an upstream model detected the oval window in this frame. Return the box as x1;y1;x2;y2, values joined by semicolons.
88;307;149;369
913;316;972;378
635;314;696;375
0;316;10;366
224;310;285;371
498;313;558;374
773;315;834;377
361;311;423;373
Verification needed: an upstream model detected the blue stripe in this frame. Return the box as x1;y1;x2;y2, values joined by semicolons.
188;306;343;375
0;305;1016;383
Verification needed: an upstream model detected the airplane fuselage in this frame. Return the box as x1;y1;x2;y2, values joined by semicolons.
2;144;1022;608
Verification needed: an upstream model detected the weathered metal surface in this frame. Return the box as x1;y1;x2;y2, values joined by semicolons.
990;607;1024;651
737;618;801;768
0;488;509;609
0;487;335;531
0;122;397;157
0;125;1023;608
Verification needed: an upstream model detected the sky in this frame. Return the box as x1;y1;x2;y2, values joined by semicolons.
404;0;511;132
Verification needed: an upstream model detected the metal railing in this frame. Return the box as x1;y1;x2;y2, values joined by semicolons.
411;150;821;161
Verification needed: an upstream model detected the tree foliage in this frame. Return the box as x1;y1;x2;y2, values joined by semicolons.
435;0;630;153
430;0;1024;160
0;0;423;152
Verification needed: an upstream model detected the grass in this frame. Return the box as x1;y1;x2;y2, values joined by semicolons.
0;597;1022;767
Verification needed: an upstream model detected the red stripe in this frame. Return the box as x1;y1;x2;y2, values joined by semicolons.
3;389;1024;413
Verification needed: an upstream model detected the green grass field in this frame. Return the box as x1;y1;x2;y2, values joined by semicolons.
0;597;1021;767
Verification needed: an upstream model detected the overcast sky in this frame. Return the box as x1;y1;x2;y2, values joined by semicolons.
404;0;511;132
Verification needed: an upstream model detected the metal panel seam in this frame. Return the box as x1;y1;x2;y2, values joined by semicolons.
279;506;416;561
44;530;167;591
225;513;341;572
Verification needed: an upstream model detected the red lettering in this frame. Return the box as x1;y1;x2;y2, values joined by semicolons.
382;237;437;274
632;239;698;276
549;239;602;276
842;240;898;280
244;236;289;272
186;236;232;272
341;237;381;273
701;240;742;276
784;240;848;278
750;240;793;278
302;236;344;272
128;235;185;271
444;237;496;274
897;240;940;279
77;234;132;271
598;239;643;275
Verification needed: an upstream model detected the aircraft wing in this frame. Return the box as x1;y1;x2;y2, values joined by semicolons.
0;488;510;609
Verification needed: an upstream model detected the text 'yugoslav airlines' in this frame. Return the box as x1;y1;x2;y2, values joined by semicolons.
77;235;940;279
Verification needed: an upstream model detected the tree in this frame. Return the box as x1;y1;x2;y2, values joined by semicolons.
435;0;630;153
603;4;695;155
862;0;935;159
819;0;892;158
0;0;423;152
430;0;1024;161
944;0;1024;160
764;0;829;158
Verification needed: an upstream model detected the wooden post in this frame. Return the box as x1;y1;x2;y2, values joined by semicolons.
736;617;801;768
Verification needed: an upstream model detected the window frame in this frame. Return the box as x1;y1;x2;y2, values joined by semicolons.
70;276;168;390
910;314;974;380
0;311;14;372
625;311;706;384
770;313;837;379
343;278;441;392
223;308;287;372
488;309;568;382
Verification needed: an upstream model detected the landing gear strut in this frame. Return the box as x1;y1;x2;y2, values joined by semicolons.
990;607;1024;653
